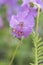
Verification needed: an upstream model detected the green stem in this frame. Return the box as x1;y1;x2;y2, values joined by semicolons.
9;40;22;65
36;7;40;33
35;7;40;65
35;8;40;65
35;43;38;65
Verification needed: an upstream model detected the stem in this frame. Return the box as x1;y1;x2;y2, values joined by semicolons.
35;7;40;65
36;7;40;33
9;40;22;65
35;43;38;65
34;7;40;63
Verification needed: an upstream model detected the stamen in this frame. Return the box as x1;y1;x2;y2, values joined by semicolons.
17;31;23;35
12;28;23;35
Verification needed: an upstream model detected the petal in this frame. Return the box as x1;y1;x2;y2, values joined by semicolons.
24;14;35;28
10;15;18;28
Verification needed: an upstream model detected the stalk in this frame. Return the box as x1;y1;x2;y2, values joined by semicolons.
9;39;22;65
36;7;40;33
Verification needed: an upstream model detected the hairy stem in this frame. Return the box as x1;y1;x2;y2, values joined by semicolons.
9;40;22;65
36;7;40;33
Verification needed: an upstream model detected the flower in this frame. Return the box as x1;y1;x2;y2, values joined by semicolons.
20;4;37;17
5;0;21;22
21;0;43;18
22;0;43;10
10;11;34;38
0;0;21;22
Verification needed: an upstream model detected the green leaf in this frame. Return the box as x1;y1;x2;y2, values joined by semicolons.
31;32;43;65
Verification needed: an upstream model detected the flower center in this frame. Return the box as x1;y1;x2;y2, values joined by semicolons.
18;22;24;28
12;28;23;36
12;22;24;36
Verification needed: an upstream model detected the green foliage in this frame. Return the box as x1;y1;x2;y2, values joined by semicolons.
31;32;43;65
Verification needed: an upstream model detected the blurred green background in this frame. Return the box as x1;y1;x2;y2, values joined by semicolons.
0;1;43;65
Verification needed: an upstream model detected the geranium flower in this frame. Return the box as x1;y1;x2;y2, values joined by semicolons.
10;11;34;38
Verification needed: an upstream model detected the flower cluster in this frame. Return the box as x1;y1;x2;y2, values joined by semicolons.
10;0;43;38
0;0;43;38
10;11;34;38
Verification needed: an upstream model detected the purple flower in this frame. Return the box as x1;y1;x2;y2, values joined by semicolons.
10;11;34;38
22;0;43;10
20;4;37;17
5;0;21;22
5;0;20;10
21;0;43;18
0;0;21;22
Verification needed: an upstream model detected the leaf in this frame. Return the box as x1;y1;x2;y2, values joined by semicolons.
31;32;43;65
